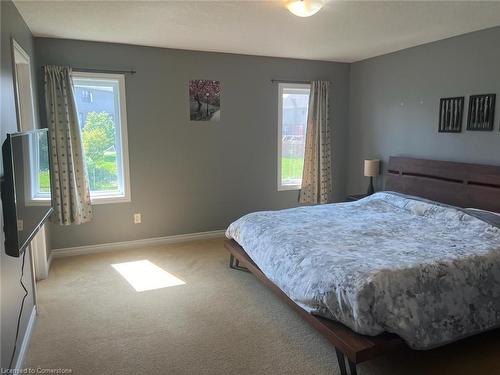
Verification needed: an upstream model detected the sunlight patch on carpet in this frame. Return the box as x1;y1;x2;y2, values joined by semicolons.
111;260;186;292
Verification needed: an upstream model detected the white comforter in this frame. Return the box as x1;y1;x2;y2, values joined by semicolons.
225;192;500;349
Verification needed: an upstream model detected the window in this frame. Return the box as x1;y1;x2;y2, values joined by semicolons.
23;130;51;206
32;130;50;200
81;90;93;103
277;83;310;190
72;72;130;203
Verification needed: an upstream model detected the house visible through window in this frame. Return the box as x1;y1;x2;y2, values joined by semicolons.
72;72;130;203
278;83;310;190
81;90;93;103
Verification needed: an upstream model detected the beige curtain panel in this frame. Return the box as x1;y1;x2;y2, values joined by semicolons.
299;81;332;204
44;65;93;225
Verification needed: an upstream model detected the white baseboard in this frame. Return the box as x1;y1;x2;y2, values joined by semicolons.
51;229;226;258
14;305;37;370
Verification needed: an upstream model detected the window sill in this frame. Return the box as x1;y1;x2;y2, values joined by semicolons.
278;186;301;192
91;195;131;205
25;195;131;206
26;198;52;207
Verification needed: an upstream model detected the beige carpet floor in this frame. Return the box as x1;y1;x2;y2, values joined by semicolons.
26;238;500;375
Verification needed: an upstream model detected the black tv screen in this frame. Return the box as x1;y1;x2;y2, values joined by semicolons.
1;129;53;257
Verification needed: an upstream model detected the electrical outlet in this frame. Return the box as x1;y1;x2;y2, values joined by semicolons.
133;213;141;224
17;219;24;231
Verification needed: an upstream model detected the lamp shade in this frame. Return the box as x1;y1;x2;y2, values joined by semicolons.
364;159;380;177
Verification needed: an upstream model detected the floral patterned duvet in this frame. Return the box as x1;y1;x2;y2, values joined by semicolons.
225;192;500;349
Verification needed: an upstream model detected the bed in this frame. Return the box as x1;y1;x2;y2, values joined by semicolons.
224;157;500;375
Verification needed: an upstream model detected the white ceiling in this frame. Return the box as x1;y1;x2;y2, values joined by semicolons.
14;0;500;63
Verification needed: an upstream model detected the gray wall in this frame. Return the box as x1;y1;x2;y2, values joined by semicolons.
35;20;500;250
34;38;350;249
1;0;37;368
348;26;500;194
3;7;500;365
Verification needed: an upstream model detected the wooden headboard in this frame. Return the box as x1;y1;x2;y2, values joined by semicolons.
385;157;500;213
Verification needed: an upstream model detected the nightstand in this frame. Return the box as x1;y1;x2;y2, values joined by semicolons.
346;194;369;202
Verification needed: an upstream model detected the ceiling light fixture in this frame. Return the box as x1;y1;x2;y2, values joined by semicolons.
286;0;325;17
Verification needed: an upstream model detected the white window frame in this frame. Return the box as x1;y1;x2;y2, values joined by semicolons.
26;131;51;205
72;71;131;204
277;82;310;191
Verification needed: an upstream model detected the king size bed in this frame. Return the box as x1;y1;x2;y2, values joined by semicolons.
224;157;500;375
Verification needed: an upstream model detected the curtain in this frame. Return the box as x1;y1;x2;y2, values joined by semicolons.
44;66;93;225
299;81;332;204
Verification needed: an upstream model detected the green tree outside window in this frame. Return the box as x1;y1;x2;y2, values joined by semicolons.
81;112;118;191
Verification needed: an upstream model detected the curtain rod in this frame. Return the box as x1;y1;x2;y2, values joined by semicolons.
41;66;136;75
270;79;331;84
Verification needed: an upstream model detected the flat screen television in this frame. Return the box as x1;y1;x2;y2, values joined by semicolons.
1;129;53;257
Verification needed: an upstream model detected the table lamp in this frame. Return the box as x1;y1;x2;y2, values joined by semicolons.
364;159;380;195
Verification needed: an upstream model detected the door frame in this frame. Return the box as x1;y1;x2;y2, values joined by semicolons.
11;38;50;310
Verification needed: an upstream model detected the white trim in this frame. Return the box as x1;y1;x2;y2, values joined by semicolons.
12;39;37;133
13;40;47;206
90;194;130;205
24;132;52;206
32;225;49;281
277;83;285;191
11;42;41;369
14;306;37;370
51;230;226;258
72;71;131;204
13;39;30;64
277;82;310;191
28;245;38;309
278;181;302;191
47;251;53;270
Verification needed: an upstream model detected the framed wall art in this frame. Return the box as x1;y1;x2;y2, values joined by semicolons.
189;80;221;121
438;96;464;133
467;94;496;131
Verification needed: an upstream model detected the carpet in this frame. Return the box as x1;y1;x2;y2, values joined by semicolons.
25;238;500;374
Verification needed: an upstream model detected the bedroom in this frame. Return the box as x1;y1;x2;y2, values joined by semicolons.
1;1;499;374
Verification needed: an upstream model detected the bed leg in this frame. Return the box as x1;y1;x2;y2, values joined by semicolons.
229;254;249;272
335;348;357;375
335;348;348;375
348;360;358;375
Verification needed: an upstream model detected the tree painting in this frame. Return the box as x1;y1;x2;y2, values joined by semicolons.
189;80;221;121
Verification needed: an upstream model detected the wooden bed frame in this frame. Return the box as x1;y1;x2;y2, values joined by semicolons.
225;157;500;375
386;156;500;213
